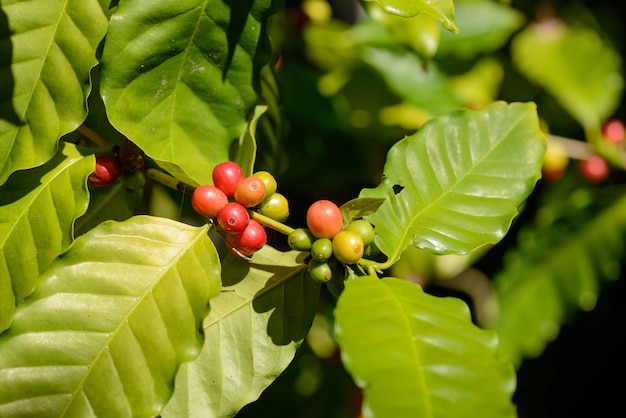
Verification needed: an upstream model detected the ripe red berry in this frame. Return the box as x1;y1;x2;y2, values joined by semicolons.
88;154;123;186
234;219;267;253
217;202;250;233
601;118;625;146
212;161;244;196
580;155;610;183
191;185;228;218
306;200;343;239
234;176;266;208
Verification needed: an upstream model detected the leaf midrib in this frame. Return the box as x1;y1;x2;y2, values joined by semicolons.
390;108;524;261
382;278;433;417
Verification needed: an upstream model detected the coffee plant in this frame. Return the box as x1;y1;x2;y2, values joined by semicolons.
0;0;624;417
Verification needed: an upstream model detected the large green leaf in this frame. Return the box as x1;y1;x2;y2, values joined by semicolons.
0;0;108;185
360;101;545;264
511;22;623;131
437;0;524;59
0;216;221;417
0;142;92;332
100;0;275;186
334;275;516;417
489;195;626;367
162;246;320;417
364;0;458;33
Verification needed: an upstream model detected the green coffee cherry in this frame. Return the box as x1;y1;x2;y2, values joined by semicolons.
288;228;315;251
332;230;364;264
123;170;146;191
308;260;332;283
253;170;278;201
311;238;333;261
345;219;375;246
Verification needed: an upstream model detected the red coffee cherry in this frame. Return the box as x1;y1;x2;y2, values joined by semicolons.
234;219;267;254
212;161;244;196
580;155;610;183
88;154;123;186
306;200;343;239
601;118;625;146
191;185;228;218
234;176;266;208
217;202;250;233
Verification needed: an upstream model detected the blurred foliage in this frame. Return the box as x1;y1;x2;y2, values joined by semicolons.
238;0;626;416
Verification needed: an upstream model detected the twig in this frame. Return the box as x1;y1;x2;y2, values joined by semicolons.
77;124;112;148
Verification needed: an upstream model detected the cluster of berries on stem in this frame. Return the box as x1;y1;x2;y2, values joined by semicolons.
191;161;289;257
542;118;626;184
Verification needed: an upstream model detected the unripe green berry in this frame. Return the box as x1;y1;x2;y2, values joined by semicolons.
332;230;364;265
345;219;375;246
253;170;278;201
308;260;332;283
288;228;315;251
311;238;333;261
258;192;289;222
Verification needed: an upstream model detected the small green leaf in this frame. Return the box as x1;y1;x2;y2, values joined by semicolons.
0;142;92;331
334;275;516;417
364;0;458;33
100;0;275;186
511;21;623;131
0;216;221;417
162;246;320;417
360;101;545;263
340;197;386;226
0;0;108;185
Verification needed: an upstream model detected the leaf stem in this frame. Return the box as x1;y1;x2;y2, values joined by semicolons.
249;210;295;235
145;168;195;195
77;124;113;148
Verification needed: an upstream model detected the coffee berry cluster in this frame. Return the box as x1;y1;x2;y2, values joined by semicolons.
288;200;379;283
191;161;289;257
542;118;625;183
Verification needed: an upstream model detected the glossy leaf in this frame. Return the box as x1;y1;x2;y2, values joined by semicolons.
100;0;275;186
0;216;221;417
334;275;516;417
511;21;623;131
0;142;92;332
162;246;320;417
437;0;524;59
0;0;108;185
360;101;545;263
489;195;626;367
364;0;458;33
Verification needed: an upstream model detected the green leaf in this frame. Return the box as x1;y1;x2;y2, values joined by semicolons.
162;246;320;417
340;197;386;227
360;101;545;263
0;216;221;417
489;195;626;367
334;275;516;417
100;0;275;186
0;0;108;185
361;48;463;118
511;22;623;131
437;0;524;59
364;0;458;33
0;142;92;332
